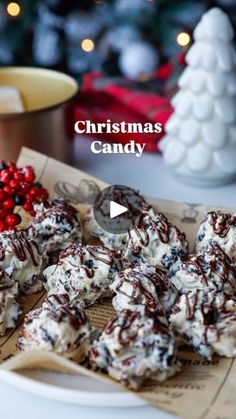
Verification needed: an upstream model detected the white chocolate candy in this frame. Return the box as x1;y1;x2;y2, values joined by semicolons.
167;244;236;296
170;290;236;359
196;211;236;263
26;197;82;255
111;263;177;314
0;230;44;294
17;294;93;362
43;244;122;308
89;309;179;389
0;270;20;336
124;213;189;270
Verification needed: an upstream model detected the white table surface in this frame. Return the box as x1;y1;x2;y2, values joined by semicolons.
1;135;236;419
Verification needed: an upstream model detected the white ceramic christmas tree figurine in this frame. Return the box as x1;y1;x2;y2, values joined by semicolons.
160;8;236;186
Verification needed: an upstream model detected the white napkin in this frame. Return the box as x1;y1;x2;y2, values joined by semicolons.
0;86;25;113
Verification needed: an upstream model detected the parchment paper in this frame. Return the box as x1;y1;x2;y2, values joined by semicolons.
0;147;235;419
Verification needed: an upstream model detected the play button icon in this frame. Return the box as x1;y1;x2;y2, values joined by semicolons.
93;184;150;234
110;201;128;219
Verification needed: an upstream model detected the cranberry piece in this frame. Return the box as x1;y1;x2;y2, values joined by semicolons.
38;189;49;201
8;162;17;173
19;181;30;193
14;172;25;182
6;213;21;226
29;187;40;198
25;193;34;202
23;201;33;212
3;186;14;196
9;179;20;190
3;198;15;210
24;171;36;183
0;170;12;183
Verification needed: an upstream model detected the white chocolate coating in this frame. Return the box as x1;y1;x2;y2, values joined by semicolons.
0;230;44;294
196;211;236;263
89;309;179;389
0;270;20;335
124;213;189;269
18;294;93;361
111;263;177;314
26;197;82;255
170;290;236;359
168;244;236;296
43;244;122;308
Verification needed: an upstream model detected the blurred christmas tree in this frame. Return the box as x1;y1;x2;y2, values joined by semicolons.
0;0;236;79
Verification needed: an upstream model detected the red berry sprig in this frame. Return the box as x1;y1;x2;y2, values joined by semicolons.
0;160;49;232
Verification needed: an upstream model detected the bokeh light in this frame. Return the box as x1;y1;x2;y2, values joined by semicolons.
176;32;191;47
7;2;21;17
81;39;95;52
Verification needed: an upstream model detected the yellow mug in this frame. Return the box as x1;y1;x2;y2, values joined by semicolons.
0;67;78;162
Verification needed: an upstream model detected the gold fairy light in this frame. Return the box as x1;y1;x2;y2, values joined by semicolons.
176;32;191;47
7;2;21;17
81;39;95;53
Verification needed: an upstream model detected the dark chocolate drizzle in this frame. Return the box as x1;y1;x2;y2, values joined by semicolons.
129;213;187;248
206;211;236;238
0;231;40;266
173;290;232;346
26;197;80;238
104;309;170;346
59;244;119;279
46;303;87;331
181;244;236;290
115;266;168;311
24;295;88;332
